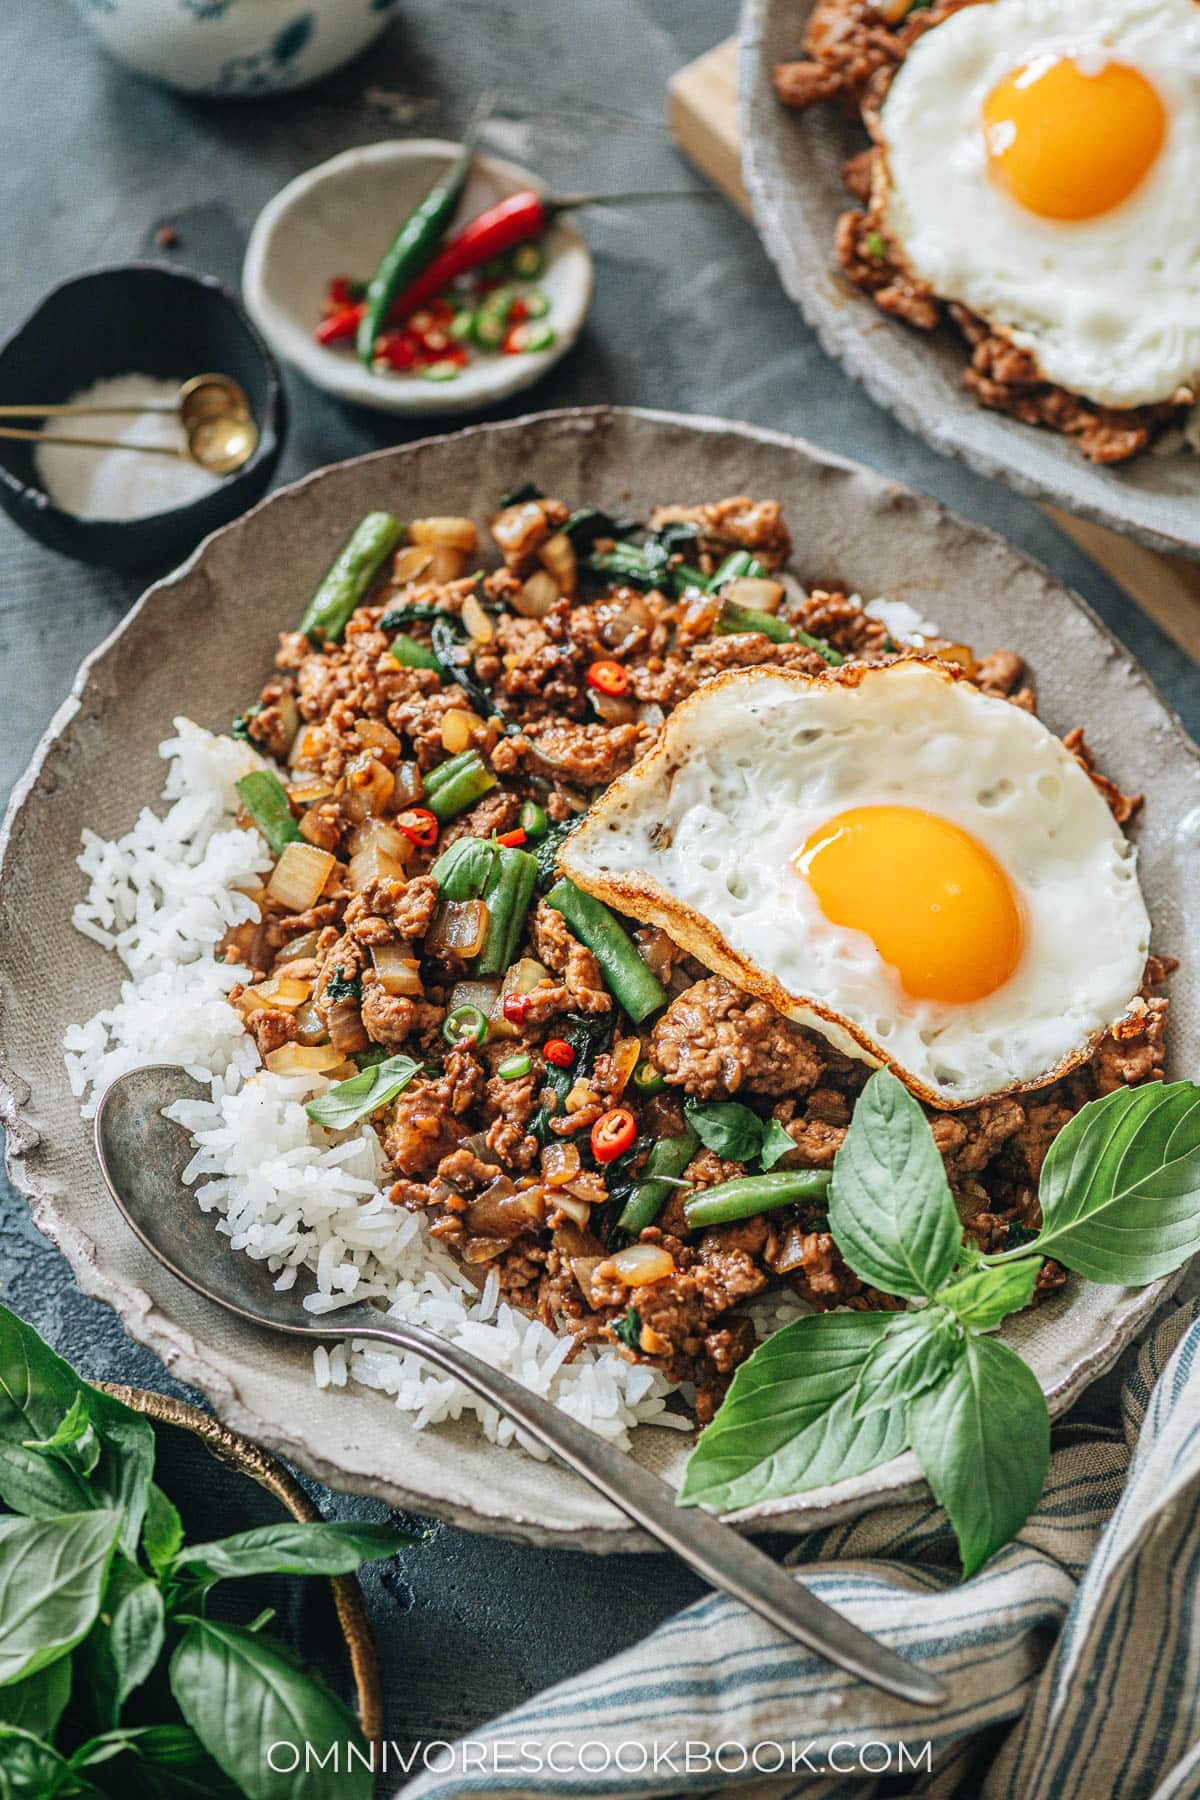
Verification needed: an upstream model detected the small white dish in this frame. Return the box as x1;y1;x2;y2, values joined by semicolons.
242;140;594;416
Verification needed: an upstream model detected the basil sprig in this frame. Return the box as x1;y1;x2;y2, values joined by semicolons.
682;1068;1200;1576
684;1099;796;1172
0;1305;411;1796
305;1052;422;1130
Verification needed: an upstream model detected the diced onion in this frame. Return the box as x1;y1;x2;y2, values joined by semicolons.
348;842;407;893
289;724;327;770
428;899;490;960
423;545;467;583
263;1043;345;1075
932;642;977;678
293;999;328;1046
354;717;401;758
602;1244;675;1287
448;977;501;1021
341;754;394;822
492;501;546;561
267;843;335;912
609;1037;642;1097
541;1142;582;1188
726;576;785;614
327;995;369;1056
287;778;334;808
551;1191;591;1228
371;945;423;996
257;976;311;1010
591;691;636;725
392;545;435;585
462;592;493;644
441;708;483;754
392;761;424;808
537;532;577;596
514;570;557;618
350;818;413;865
410;516;479;554
273;929;321;965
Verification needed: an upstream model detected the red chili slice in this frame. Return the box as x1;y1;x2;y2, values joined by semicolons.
543;1038;575;1069
395;807;439;849
587;659;629;697
503;993;531;1027
495;827;527;848
591;1107;636;1163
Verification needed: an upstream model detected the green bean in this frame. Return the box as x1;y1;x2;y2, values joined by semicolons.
235;770;301;857
617;1128;698;1235
390;634;446;677
424;750;478;795
519;800;549;840
299;512;404;644
476;846;538;977
425;753;497;822
544;878;668;1024
715;596;844;666
707;550;765;589
683;1168;832;1229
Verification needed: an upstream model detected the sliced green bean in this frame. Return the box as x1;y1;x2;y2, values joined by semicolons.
299;512;404;644
476;846;538;977
390;634;446;677
424;753;497;822
708;550;765;589
235;770;301;857
617;1128;699;1235
544;878;668;1024
424;750;478;795
683;1169;832;1229
715;596;844;666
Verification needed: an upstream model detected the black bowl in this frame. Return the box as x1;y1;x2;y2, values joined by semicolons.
0;264;286;569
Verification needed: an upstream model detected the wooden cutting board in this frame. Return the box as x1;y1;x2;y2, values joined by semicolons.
669;39;1200;664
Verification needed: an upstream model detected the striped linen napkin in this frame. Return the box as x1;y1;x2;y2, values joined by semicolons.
399;1296;1200;1800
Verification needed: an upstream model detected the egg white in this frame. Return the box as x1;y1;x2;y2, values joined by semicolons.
876;0;1200;408
561;662;1151;1108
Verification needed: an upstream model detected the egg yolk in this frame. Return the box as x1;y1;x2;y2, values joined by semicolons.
794;806;1024;1005
982;55;1166;221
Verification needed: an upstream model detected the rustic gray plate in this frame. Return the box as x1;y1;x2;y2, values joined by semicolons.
2;407;1197;1550
739;0;1200;559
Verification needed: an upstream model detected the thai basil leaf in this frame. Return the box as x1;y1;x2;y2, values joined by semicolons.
684;1099;765;1165
24;1394;100;1479
679;1312;908;1512
75;1555;164;1728
534;816;581;889
0;1510;121;1686
0;1727;97;1799
0;1659;72;1739
758;1118;797;1173
849;1308;963;1417
141;1484;184;1580
908;1335;1049;1578
1032;1082;1200;1284
304;1054;422;1130
938;1259;1041;1330
497;480;543;508
430;618;493;716
0;1441;92;1520
429;835;498;900
170;1618;371;1800
613;1308;641;1352
828;1070;962;1298
0;1307;154;1556
173;1519;407;1584
529;1011;614;1146
74;1724;238;1798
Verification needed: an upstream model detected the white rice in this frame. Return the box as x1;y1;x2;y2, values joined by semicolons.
63;720;692;1453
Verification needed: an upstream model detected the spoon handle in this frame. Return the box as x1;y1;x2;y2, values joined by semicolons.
332;1316;943;1706
0;403;177;418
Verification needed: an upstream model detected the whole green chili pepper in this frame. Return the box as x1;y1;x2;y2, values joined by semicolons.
357;100;491;368
683;1168;832;1229
544;878;668;1024
235;770;301;857
299;512;403;644
617;1128;699;1235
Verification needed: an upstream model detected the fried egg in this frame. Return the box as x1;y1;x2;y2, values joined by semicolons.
561;662;1151;1108
876;0;1200;408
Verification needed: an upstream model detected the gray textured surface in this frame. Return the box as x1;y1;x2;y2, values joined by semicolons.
1;0;1197;1757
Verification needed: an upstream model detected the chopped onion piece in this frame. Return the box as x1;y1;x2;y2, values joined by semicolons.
350;818;412;864
610;1037;641;1097
293;999;328;1046
602;1244;675;1287
341;754;394;822
591;691;636;726
537;532;577;596
448;977;501;1022
931;641;977;678
354;717;401;758
393;761;424;807
287;777;333;808
391;545;435;585
551;1191;591;1228
273;929;321;965
726;576;785;614
541;1142;582;1188
289;724;327;770
257;976;311;1010
428;898;490;960
263;1043;345;1075
348;843;407;893
441;708;483;754
514;570;557;618
410;516;479;553
267;843;335;912
462;592;493;643
371;945;423;996
490;957;552;1038
327;995;369;1056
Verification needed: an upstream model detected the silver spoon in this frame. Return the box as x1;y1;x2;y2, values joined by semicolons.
94;1064;946;1709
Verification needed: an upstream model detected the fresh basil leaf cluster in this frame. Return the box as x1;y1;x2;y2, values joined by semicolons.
305;1052;422;1130
684;1099;796;1173
682;1070;1200;1577
0;1305;411;1797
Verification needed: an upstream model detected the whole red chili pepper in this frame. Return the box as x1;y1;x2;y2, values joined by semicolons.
384;190;550;322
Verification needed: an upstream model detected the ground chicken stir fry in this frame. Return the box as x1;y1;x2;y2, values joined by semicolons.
774;0;1188;463
224;490;1170;1424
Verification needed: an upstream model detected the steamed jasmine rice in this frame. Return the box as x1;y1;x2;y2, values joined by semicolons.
63;720;690;1453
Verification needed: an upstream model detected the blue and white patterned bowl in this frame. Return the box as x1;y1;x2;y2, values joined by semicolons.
72;0;396;98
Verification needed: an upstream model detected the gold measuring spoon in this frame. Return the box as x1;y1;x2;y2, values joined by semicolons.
0;374;258;476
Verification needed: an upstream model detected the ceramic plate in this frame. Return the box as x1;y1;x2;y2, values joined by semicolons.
738;0;1200;559
2;408;1197;1551
242;141;593;416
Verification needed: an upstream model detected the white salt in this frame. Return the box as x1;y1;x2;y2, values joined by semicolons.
34;373;224;521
